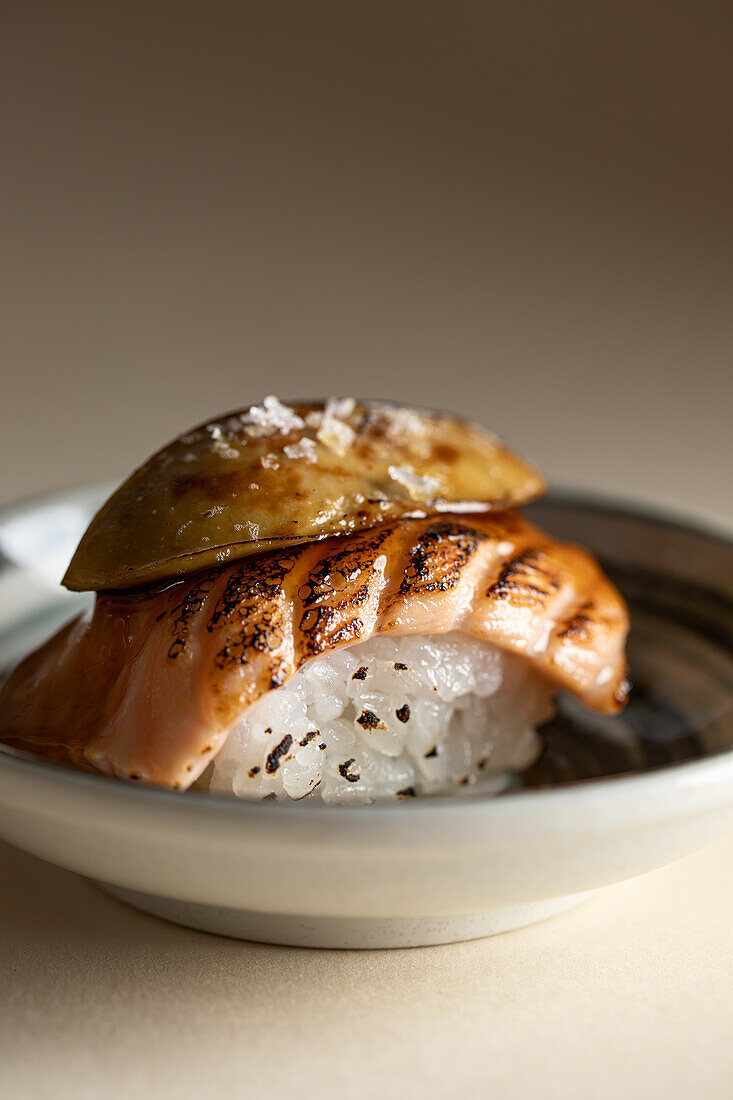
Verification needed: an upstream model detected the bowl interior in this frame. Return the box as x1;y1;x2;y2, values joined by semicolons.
0;485;731;792
523;497;733;785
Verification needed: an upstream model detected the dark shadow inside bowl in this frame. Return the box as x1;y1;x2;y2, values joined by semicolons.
522;498;733;788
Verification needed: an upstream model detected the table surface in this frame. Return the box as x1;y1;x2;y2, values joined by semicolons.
1;832;732;1100
2;3;732;1097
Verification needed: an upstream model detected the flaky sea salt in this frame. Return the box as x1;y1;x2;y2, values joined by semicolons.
434;500;489;513
378;405;425;441
317;416;355;455
284;438;318;463
388;464;441;501
299;398;354;453
212;439;240;460
325;396;356;420
241;396;306;438
302;397;357;455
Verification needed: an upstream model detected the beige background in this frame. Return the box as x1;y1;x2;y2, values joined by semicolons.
1;3;732;1098
2;1;732;516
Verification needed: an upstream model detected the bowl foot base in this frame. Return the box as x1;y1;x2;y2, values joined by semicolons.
95;882;594;948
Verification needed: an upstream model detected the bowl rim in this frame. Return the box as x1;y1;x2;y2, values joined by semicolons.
1;482;732;826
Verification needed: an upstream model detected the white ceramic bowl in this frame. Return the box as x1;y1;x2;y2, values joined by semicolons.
0;486;731;948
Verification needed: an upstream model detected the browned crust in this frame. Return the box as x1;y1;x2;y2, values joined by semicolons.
62;401;545;591
0;512;629;788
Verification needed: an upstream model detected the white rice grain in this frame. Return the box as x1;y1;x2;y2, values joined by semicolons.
209;633;554;805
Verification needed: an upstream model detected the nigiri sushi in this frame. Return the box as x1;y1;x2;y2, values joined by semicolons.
0;398;629;803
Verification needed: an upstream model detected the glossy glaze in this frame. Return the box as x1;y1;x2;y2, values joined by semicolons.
63;400;544;591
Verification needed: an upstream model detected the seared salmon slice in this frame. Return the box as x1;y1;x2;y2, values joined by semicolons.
0;513;629;789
